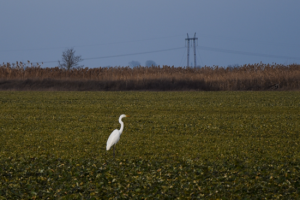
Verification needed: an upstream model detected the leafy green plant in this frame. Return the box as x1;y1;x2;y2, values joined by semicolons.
0;91;299;198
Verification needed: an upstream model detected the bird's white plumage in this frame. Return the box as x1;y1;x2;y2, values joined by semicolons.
106;114;129;153
106;129;120;150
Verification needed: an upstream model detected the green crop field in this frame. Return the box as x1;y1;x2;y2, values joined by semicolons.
0;91;300;199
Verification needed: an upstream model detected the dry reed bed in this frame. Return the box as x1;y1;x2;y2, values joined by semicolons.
0;62;300;90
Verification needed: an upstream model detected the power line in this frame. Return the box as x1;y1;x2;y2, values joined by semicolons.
198;45;300;61
197;33;300;49
41;47;185;64
0;34;185;52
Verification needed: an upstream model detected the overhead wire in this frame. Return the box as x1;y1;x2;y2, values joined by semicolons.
0;34;185;52
41;47;186;64
197;45;300;61
197;33;300;49
2;33;299;66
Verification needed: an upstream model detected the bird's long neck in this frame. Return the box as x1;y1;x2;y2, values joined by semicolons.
119;117;124;134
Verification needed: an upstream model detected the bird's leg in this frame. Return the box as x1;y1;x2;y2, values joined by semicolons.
113;145;115;158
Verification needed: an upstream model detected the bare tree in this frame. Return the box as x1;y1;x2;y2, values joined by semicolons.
58;48;83;70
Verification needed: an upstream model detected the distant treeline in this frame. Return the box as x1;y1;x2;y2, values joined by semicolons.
0;62;299;91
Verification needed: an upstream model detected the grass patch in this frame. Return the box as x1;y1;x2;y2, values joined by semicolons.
0;91;300;198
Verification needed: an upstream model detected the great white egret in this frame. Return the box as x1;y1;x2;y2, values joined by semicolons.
106;114;130;158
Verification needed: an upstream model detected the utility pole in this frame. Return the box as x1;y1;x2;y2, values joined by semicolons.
185;33;198;67
186;34;190;68
193;33;197;68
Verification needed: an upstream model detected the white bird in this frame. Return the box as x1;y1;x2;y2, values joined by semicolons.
106;114;130;158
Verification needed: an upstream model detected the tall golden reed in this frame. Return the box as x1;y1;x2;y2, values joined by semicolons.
0;62;299;90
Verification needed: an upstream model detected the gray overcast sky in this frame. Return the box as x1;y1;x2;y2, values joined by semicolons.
1;1;300;68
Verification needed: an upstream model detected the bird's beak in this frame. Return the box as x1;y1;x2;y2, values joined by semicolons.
126;115;130;117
